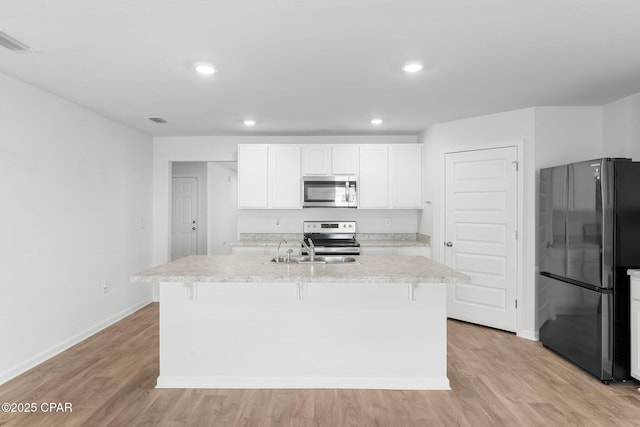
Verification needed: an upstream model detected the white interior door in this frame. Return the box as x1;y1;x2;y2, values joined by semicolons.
444;147;518;332
172;177;198;260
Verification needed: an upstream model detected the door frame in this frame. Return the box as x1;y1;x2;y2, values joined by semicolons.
439;141;524;334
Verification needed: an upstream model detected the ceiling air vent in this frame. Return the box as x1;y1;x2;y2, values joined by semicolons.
0;29;36;52
147;117;167;124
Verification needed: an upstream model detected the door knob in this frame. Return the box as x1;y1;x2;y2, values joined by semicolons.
445;241;453;247
192;227;197;231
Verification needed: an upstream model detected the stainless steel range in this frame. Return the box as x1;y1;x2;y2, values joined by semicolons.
302;221;360;255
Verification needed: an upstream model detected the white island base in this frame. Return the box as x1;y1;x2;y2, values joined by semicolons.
157;280;448;390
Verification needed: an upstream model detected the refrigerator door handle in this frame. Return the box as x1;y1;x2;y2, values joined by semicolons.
540;271;612;294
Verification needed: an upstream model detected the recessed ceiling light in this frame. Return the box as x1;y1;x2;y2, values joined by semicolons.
194;63;216;75
403;63;423;73
370;118;383;125
243;119;256;127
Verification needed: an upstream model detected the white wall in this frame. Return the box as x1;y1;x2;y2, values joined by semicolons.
171;161;208;255
207;162;238;254
603;92;640;160
152;135;418;265
0;72;153;384
535;106;603;168
237;209;418;235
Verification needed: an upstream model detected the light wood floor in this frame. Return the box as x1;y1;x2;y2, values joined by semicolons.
2;303;640;426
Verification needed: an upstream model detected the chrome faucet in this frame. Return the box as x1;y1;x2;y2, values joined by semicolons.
276;240;288;262
301;238;315;261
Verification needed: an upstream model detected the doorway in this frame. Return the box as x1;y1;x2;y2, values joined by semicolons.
171;162;208;260
443;146;520;332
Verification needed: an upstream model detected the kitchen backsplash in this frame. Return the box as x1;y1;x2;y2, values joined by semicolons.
236;208;420;235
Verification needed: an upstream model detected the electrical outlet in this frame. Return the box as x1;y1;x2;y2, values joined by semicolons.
385;218;391;227
102;280;110;294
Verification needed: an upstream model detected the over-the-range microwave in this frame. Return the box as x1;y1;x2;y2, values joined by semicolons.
302;175;357;208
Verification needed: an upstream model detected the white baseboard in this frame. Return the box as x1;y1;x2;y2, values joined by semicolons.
156;376;451;390
517;329;539;341
0;299;153;386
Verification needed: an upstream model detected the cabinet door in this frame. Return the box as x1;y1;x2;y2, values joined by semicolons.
332;145;359;175
238;144;269;208
359;145;389;208
301;145;331;175
269;145;301;208
390;144;422;209
632;277;640;380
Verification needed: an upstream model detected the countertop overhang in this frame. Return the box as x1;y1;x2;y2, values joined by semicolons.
131;255;468;284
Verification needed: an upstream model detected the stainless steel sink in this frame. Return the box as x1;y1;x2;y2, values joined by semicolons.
269;255;358;264
315;255;358;264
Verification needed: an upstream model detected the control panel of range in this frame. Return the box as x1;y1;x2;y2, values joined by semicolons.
303;221;356;234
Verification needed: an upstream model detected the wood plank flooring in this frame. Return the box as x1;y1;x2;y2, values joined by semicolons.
2;303;640;426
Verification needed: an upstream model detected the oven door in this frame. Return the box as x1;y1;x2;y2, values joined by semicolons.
305;246;361;255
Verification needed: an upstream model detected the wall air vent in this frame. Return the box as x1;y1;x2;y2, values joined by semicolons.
147;117;167;124
0;29;36;52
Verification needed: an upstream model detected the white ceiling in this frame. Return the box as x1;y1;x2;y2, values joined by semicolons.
1;0;640;137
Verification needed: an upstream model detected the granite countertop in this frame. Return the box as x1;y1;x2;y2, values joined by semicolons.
131;255;467;284
230;240;429;247
230;233;430;247
358;240;429;247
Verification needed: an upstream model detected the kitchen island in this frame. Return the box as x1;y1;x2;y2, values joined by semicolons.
131;255;468;390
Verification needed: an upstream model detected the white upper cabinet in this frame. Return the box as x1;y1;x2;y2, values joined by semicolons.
238;144;301;209
359;145;389;209
359;144;423;209
269;145;301;208
390;144;422;209
301;144;359;175
239;143;421;210
331;145;359;175
301;145;331;175
238;144;269;208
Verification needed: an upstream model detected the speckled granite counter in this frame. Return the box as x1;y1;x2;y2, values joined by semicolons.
131;255;465;284
229;233;431;248
359;240;429;247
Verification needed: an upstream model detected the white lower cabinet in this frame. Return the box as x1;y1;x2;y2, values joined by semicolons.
631;273;640;380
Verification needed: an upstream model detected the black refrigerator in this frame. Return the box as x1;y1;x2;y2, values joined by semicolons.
538;158;640;383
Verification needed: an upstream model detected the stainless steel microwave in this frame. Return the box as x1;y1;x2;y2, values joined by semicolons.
302;175;357;208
